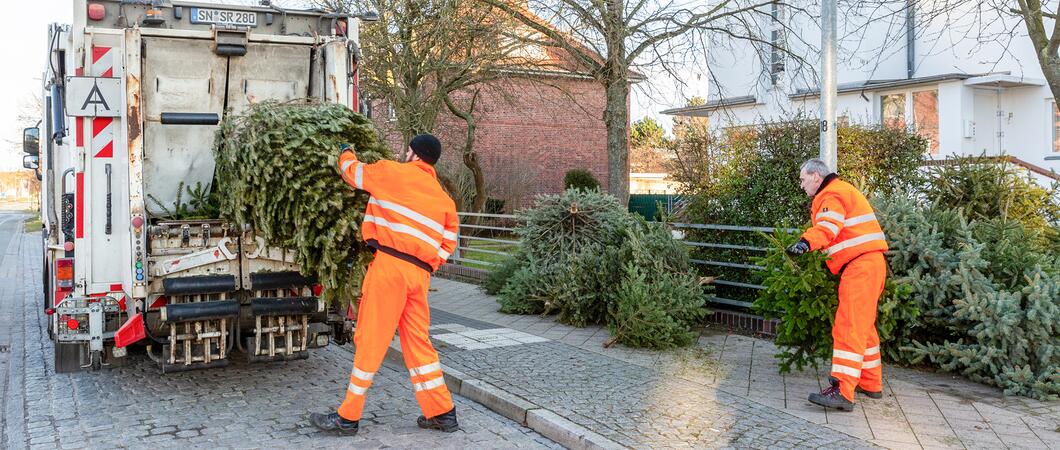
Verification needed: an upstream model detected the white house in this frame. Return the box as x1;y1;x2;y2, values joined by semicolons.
662;2;1060;181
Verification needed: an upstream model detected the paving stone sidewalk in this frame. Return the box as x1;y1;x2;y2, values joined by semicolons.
425;277;1060;450
415;307;876;447
0;217;558;450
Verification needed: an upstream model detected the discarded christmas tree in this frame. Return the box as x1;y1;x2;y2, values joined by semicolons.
214;100;393;307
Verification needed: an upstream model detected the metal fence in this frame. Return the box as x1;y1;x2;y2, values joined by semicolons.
451;212;797;309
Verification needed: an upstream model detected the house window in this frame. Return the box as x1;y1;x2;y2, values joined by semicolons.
913;90;939;155
1053;101;1060;152
769;1;786;84
881;94;906;129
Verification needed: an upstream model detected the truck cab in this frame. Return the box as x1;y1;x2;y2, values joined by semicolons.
32;0;369;372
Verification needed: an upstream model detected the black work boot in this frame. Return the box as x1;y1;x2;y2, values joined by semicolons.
310;411;360;435
809;378;855;412
417;408;459;432
856;385;884;399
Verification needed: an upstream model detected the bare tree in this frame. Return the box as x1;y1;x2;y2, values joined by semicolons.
478;0;793;203
312;0;561;212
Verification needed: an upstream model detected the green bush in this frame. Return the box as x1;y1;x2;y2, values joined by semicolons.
563;169;601;191
669;119;926;304
922;154;1060;230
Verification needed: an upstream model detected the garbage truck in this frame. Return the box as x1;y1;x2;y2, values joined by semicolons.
25;0;371;373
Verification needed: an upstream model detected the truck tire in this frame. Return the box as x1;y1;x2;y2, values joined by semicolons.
54;342;84;373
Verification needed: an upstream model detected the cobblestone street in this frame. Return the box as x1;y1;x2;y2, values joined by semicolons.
0;213;558;450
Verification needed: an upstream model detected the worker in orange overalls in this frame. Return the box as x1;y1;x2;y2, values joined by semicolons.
785;158;889;412
310;134;460;435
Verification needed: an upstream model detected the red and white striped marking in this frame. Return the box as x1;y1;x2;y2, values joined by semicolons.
92;46;116;78
90;46;116;158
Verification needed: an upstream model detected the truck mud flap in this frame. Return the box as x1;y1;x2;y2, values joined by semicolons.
162;275;237;296
249;271;315;291
161;300;240;322
250;297;319;316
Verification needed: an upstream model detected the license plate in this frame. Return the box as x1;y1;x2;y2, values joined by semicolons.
190;8;258;27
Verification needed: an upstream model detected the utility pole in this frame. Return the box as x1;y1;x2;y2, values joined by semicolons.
820;0;837;171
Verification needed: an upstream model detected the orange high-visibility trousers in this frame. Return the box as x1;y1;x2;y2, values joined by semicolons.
831;251;886;401
337;252;454;421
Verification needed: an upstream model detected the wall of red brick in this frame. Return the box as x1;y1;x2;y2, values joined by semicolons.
370;75;613;211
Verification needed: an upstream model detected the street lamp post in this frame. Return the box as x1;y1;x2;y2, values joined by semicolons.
821;0;837;171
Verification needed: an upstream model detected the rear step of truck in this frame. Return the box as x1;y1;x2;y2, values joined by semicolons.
245;272;324;363
158;275;238;373
156;272;326;372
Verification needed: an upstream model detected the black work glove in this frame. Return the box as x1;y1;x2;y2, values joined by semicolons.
785;239;810;256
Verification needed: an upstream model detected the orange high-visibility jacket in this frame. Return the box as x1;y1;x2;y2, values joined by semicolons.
339;152;459;272
801;174;888;274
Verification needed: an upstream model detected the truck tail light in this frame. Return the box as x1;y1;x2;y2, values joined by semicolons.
56;258;74;289
88;3;105;21
67;318;80;330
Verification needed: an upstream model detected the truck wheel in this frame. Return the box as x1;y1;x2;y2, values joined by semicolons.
54;342;85;373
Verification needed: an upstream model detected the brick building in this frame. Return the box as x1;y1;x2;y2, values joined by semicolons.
366;14;625;212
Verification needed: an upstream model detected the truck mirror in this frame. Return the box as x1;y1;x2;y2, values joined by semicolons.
23;127;40;155
23;154;39;170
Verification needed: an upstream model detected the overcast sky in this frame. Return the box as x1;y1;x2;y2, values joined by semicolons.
0;1;699;171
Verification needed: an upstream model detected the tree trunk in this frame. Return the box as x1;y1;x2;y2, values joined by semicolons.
444;93;488;213
603;77;631;206
1037;56;1060;111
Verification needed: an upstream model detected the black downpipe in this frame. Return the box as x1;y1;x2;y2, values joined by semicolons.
906;0;915;79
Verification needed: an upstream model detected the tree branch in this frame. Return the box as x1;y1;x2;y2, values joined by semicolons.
476;0;604;73
627;1;774;62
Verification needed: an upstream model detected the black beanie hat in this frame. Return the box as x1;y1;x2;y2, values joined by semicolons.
409;134;442;165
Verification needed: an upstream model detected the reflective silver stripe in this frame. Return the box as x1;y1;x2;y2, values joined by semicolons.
826;232;887;256
352;367;375;382
816;211;845;222
844;213;878;227
408;362;442;377
340;160;355;173
369;198;445;236
862;359;882;369
831;364;862;378
443;230;458;242
832;349;864;362
354;163;364;189
864;345;880;356
347;382;368;395
819;221;840;236
363;215;442;250
438;248;451;260
412;376;446;392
